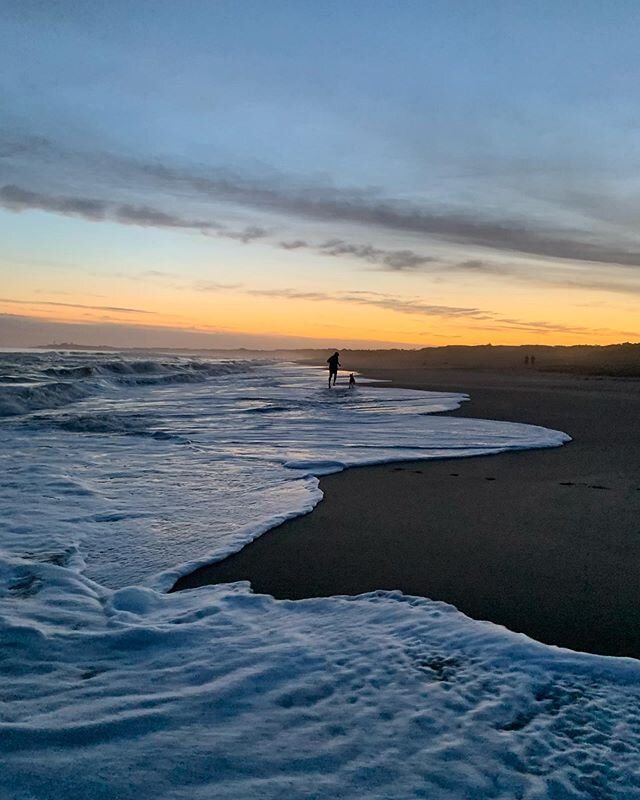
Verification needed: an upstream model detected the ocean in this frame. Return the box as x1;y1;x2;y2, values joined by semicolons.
1;350;638;799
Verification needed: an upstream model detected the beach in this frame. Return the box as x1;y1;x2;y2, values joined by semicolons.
2;352;640;798
174;367;640;659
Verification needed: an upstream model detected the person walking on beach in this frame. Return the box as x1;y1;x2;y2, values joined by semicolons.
327;351;340;387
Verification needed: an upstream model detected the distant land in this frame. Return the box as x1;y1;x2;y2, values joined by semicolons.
36;342;640;377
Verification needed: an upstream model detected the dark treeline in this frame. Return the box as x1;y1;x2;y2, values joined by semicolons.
294;343;640;377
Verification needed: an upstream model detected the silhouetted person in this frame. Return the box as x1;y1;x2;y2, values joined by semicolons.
524;355;529;365
327;351;340;387
531;355;536;366
349;373;356;389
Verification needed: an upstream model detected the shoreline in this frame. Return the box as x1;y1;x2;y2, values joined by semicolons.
173;367;640;659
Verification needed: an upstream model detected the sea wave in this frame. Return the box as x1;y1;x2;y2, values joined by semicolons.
30;411;156;436
0;381;91;417
0;356;259;417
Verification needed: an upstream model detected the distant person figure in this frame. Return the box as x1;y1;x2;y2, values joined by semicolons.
349;373;356;389
327;351;340;387
531;355;536;366
524;355;529;366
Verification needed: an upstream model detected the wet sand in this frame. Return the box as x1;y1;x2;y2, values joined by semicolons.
173;368;640;659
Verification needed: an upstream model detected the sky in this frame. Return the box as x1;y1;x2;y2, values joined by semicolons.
2;0;640;349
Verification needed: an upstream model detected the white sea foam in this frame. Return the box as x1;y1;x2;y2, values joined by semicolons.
1;352;638;799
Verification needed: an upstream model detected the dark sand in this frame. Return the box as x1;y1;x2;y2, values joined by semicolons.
173;368;640;659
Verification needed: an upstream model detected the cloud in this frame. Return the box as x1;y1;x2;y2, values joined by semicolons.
281;237;640;294
4;170;638;325
279;240;309;250
7;131;640;269
449;258;640;295
473;319;640;337
113;203;220;231
0;134;52;159
219;225;269;243
0;183;265;252
0;184;106;220
247;288;332;303
278;236;439;271
192;279;629;335
540;275;640;296
453;259;510;276
193;280;243;291
139;270;182;279
317;239;437;271
108;155;640;267
246;287;493;320
6;140;640;298
242;286;638;337
0;184;222;234
0;297;154;314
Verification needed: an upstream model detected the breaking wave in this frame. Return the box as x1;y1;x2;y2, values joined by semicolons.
0;381;91;417
0;354;259;417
